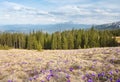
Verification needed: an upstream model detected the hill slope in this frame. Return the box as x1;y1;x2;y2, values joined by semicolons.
0;22;91;33
95;21;120;30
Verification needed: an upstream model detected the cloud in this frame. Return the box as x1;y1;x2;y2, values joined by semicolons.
45;0;85;4
1;1;51;16
48;4;120;24
0;1;56;24
51;5;119;17
1;1;25;11
0;0;119;24
45;0;97;5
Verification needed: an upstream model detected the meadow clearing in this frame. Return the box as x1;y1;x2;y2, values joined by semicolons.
116;37;120;44
0;47;120;82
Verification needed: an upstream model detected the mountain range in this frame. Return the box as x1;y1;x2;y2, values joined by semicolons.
0;21;120;33
95;21;120;30
0;22;91;33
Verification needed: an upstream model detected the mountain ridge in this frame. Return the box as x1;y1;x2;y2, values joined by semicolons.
95;21;120;30
0;21;120;33
0;23;91;33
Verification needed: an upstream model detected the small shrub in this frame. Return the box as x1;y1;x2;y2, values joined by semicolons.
0;45;11;50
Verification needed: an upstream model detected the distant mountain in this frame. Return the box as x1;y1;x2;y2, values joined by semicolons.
0;22;91;33
95;21;120;30
0;21;119;33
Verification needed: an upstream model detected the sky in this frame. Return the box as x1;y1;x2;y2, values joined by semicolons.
0;0;120;25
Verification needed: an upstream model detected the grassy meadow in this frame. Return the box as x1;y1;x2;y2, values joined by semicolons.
116;37;120;44
0;0;120;82
0;47;120;82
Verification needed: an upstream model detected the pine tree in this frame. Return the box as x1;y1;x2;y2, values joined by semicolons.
68;32;74;49
51;34;57;49
74;30;81;49
61;33;68;49
56;32;61;49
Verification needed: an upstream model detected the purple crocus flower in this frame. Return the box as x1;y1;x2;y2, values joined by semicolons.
110;77;112;82
98;73;101;77
88;78;93;82
46;75;51;81
78;66;82;69
82;76;85;80
85;74;90;77
50;70;53;73
33;75;39;80
22;62;27;64
66;74;70;79
92;65;95;68
101;72;105;76
41;80;44;82
116;69;119;73
67;79;70;82
98;72;105;77
109;71;113;75
69;68;73;72
29;77;33;81
8;80;12;82
49;70;54;77
92;73;96;77
116;79;120;82
50;73;54;77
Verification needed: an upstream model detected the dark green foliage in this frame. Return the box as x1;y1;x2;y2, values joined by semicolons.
44;33;51;49
51;33;57;49
0;27;119;50
36;42;42;51
67;31;74;49
74;30;81;49
0;44;11;50
61;32;68;49
110;29;120;36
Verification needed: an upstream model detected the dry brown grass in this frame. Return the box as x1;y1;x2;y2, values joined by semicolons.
116;36;120;43
0;47;120;82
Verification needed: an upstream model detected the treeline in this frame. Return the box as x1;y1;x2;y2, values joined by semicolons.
0;28;118;50
110;29;120;36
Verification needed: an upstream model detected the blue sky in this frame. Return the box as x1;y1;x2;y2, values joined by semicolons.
0;0;120;25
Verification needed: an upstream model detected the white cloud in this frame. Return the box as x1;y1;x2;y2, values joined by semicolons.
0;0;119;24
0;1;56;24
1;1;51;16
51;5;120;17
1;1;25;11
49;3;120;24
45;0;86;3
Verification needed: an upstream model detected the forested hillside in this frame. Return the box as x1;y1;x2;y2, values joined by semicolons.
0;28;119;50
